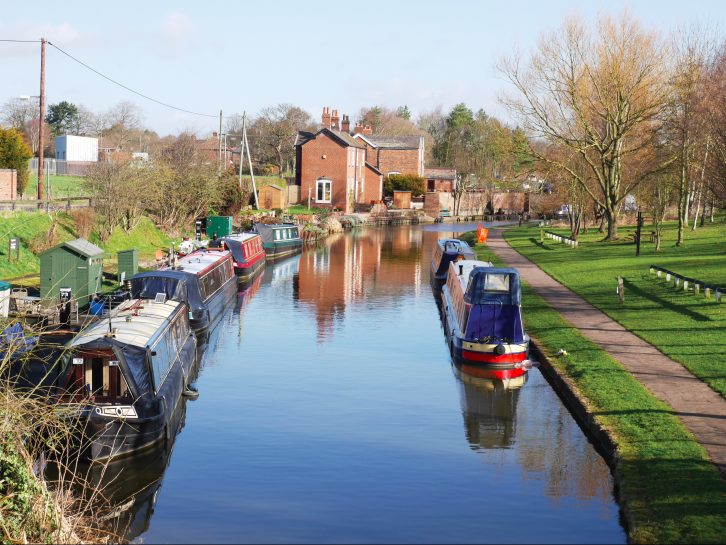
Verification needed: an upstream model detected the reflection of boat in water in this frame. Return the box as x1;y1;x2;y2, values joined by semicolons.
430;238;476;288
453;364;526;450
58;298;197;460
441;259;529;380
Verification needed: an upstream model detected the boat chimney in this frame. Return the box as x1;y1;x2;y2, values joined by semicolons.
459;264;464;276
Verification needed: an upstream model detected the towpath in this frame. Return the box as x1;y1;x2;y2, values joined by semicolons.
487;228;726;475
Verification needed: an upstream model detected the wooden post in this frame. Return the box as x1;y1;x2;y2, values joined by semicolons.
617;276;624;304
540;228;544;242
705;287;711;299
694;283;700;295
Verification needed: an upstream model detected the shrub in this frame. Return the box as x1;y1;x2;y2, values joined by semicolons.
383;174;425;197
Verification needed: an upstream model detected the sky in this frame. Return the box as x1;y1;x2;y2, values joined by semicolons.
1;0;724;136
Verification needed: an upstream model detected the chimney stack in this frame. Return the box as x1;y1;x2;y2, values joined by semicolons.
341;114;350;133
362;124;373;135
331;109;340;130
322;106;331;129
353;123;364;135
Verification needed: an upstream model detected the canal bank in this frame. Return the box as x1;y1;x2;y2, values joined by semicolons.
464;228;726;544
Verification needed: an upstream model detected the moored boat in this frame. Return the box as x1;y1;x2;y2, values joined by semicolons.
57;297;197;460
430;238;476;287
130;248;236;332
441;259;529;379
253;222;302;261
221;232;266;283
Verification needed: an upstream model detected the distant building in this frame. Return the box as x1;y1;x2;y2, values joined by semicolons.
424;168;457;193
353;133;425;177
0;169;17;200
55;135;98;162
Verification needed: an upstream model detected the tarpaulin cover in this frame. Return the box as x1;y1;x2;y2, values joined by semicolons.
465;304;525;343
222;237;244;263
131;271;203;313
464;267;521;306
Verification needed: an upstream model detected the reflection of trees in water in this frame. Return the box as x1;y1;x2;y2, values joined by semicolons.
514;380;613;504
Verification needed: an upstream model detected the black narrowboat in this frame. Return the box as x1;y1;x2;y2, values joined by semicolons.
131;248;236;332
58;297;197;460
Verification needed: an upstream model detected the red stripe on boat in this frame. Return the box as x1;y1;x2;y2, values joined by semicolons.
236;251;265;269
461;350;527;364
460;365;526;380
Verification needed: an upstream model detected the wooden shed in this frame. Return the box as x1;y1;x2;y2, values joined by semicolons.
260;184;286;210
393;190;412;210
40;238;105;306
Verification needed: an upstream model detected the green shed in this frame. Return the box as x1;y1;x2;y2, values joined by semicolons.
117;248;138;283
40;238;105;306
206;216;233;238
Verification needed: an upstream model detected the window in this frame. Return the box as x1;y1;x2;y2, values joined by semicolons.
483;274;510;293
316;179;332;203
274;230;280;241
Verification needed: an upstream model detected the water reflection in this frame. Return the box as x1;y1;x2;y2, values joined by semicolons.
453;364;525;450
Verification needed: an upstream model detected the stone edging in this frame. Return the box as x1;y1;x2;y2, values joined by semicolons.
529;339;636;538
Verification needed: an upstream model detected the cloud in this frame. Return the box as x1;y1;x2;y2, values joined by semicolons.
160;11;196;42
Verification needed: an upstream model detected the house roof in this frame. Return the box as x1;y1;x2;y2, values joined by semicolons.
356;134;423;150
54;238;105;258
425;168;457;180
365;162;382;175
296;128;365;149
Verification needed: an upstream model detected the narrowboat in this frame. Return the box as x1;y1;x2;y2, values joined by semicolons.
430;238;476;287
58;297;197;460
131;248;236;332
253;222;302;261
220;232;266;283
441;259;529;380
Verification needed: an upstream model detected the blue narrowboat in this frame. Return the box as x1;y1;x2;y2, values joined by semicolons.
430;238;476;287
58;297;197;460
253;222;302;261
441;259;529;380
131;248;236;332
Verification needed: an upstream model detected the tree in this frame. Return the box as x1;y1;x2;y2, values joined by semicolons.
0;128;32;196
45;101;81;136
500;13;672;239
383;174;425;197
396;105;412;120
103;101;143;150
705;43;726;210
252;104;312;176
357;106;425;136
1;98;41;154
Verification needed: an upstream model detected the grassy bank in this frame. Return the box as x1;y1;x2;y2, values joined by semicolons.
0;212;172;283
26;174;88;199
502;221;726;400
464;235;726;544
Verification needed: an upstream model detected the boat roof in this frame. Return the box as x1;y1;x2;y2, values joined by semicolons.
161;248;231;276
71;298;183;349
223;233;259;243
255;222;298;230
438;238;475;254
449;259;494;291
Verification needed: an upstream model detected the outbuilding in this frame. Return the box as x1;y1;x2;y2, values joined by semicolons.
259;184;286;210
40;238;105;306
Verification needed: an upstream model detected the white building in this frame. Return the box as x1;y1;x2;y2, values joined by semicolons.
55;135;99;162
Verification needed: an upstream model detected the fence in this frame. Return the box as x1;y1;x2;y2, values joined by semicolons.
543;230;579;248
649;265;723;302
28;159;93;176
0;197;91;212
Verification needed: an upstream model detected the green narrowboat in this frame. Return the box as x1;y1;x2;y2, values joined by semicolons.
253;222;302;261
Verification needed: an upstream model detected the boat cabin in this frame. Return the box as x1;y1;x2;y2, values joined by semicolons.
431;238;476;284
253;222;302;260
221;233;266;280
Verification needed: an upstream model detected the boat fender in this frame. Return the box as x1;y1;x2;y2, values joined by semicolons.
183;383;200;400
494;344;507;355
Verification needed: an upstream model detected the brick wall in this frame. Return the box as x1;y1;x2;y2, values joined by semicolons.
300;134;353;213
363;164;382;203
0;169;17;200
377;148;423;176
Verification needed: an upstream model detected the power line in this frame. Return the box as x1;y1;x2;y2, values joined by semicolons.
47;41;218;119
0;39;41;43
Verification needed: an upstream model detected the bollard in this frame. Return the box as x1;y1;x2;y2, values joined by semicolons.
683;280;689;291
617;276;625;304
649;267;655;275
694;283;700;295
657;270;662;278
674;276;680;288
716;290;722;303
666;273;671;281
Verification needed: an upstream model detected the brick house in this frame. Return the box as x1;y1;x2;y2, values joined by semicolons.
295;108;383;213
353;132;425;177
424;168;457;192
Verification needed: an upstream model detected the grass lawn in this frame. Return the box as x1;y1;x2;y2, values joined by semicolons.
26;173;88;198
503;221;726;400
465;236;726;544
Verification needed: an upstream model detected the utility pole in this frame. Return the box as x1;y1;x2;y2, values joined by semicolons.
37;37;46;207
217;109;223;176
237;112;259;209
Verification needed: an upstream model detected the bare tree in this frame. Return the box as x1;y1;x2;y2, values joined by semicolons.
1;98;41;153
253;104;313;176
499;13;672;239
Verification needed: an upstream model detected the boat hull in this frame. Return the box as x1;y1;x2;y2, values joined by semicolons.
189;276;237;333
234;254;266;284
263;240;303;261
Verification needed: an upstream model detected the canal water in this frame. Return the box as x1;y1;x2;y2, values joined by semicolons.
107;224;626;543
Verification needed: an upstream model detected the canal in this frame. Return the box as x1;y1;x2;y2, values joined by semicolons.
105;224;626;543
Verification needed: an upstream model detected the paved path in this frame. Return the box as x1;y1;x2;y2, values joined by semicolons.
488;228;726;475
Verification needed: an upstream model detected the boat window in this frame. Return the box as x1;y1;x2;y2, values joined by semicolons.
483;274;510;293
274;230;280;241
151;338;171;392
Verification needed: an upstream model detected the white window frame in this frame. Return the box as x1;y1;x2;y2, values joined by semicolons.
316;178;332;204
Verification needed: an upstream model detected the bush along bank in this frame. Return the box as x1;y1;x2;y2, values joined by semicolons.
465;235;726;544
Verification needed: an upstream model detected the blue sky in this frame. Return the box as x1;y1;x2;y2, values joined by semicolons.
1;0;723;135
